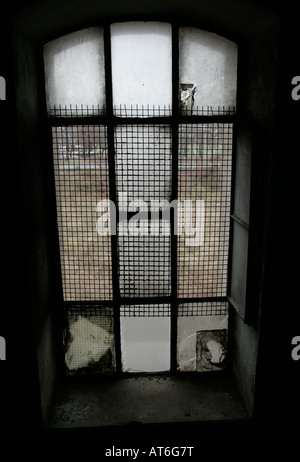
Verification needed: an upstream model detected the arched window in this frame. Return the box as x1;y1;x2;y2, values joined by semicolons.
44;22;237;375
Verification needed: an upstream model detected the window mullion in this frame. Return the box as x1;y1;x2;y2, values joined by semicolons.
104;24;122;373
170;24;179;373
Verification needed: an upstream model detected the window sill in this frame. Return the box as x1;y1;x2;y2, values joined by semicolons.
47;371;249;431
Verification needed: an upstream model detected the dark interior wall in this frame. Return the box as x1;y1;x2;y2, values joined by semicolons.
228;10;279;412
1;0;299;442
10;24;59;424
253;2;300;430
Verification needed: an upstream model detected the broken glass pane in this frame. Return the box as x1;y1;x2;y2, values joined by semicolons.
64;307;115;374
196;329;227;372
179;27;237;115
120;304;170;372
44;27;106;115
177;302;228;372
111;22;172;117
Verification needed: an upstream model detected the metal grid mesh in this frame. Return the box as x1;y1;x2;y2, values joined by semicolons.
120;303;171;317
115;125;172;298
52;124;113;301
114;105;172;118
64;305;115;374
177;123;233;298
65;304;114;318
49;105;106;118
180;106;236;117
47;105;235;119
178;301;228;316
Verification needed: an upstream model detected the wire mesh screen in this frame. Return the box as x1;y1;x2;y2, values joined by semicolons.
114;105;172;118
115;125;172;298
180;105;236;117
177;123;233;298
120;303;171;317
178;301;228;317
64;305;115;374
52;121;232;303
49;105;106;118
52;124;113;301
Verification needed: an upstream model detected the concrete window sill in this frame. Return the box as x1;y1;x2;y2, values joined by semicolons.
48;371;249;430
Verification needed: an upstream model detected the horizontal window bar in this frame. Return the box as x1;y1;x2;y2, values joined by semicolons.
64;300;114;307
49;115;236;126
64;296;228;306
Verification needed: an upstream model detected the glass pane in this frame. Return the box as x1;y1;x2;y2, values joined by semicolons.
44;27;106;115
179;27;237;115
177;302;228;372
120;304;170;372
111;22;172;117
177;124;233;298
115;125;172;297
52;125;113;301
65;306;115;374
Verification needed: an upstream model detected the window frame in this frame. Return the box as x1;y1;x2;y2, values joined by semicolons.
46;21;238;375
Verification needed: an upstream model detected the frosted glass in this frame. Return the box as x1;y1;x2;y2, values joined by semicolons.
111;22;172;116
44;27;106;113
121;313;170;372
179;27;237;114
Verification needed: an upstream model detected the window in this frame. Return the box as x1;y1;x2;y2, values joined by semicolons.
44;22;237;375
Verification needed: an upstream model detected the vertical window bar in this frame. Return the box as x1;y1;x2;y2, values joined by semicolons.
227;120;237;300
104;24;122;373
171;24;179;372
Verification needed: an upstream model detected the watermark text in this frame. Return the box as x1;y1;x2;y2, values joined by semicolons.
0;336;6;360
291;76;300;101
0;76;6;101
96;193;205;246
291;336;300;361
